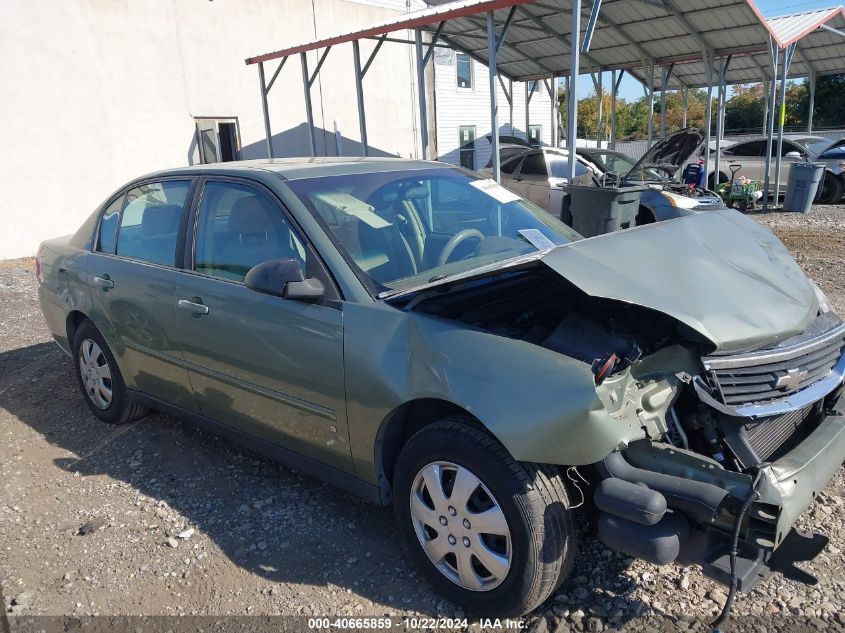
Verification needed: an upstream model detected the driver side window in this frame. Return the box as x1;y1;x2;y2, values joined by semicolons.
194;181;306;282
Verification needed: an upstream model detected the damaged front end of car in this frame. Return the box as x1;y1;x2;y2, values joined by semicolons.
592;311;845;592
385;209;845;598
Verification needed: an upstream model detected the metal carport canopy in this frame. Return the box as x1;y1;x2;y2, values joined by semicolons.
638;6;845;89
245;0;780;82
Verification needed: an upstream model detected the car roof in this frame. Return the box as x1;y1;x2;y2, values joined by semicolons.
137;157;452;182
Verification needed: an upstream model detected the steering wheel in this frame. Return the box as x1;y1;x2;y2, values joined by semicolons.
437;229;486;266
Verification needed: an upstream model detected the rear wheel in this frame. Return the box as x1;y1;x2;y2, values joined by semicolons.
708;171;728;190
73;320;147;425
815;171;843;204
393;418;575;616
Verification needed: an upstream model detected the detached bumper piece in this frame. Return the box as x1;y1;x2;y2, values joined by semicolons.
594;390;845;593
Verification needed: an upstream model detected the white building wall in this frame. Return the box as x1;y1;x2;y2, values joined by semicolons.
0;0;424;259
433;48;557;170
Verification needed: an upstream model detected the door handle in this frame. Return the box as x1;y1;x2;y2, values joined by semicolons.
92;275;114;290
178;299;209;315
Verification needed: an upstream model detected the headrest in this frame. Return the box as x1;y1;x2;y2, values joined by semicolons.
142;204;181;236
378;185;429;204
229;195;276;236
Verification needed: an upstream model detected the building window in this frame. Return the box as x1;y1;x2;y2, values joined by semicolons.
527;80;537;94
458;126;476;170
456;53;473;89
528;124;543;147
195;118;241;164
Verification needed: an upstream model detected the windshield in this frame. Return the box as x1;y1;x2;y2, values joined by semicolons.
800;139;835;156
285;168;581;294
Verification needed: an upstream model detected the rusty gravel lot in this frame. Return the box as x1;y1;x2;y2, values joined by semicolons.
2;207;845;632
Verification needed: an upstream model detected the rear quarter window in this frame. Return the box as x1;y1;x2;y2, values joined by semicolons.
97;195;124;254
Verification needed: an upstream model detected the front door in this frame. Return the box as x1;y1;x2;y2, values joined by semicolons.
174;179;350;472
87;179;199;412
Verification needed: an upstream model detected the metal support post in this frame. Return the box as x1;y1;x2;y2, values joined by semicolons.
509;79;514;135
646;60;655;147
414;28;430;160
352;41;368;156
702;50;714;188
808;69;816;133
567;0;581;181
775;43;796;203
594;70;604;147
300;52;316;157
763;38;778;210
610;70;623;149
762;78;770;136
659;63;674;138
487;11;501;182
551;77;558;147
713;56;730;193
258;63;273;158
682;87;688;128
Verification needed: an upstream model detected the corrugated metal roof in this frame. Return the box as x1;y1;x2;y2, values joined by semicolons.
245;0;845;86
766;7;842;46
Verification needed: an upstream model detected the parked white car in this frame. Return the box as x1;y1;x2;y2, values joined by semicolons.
708;135;843;203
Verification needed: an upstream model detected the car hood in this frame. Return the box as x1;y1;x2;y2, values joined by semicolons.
626;127;705;178
388;210;817;353
541;210;817;352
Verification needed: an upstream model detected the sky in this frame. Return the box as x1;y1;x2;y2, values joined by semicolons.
574;0;839;101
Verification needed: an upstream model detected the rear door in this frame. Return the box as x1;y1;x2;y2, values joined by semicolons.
173;177;351;472
516;151;551;209
87;178;199;411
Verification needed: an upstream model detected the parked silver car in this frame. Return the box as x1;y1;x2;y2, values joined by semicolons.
708;135;842;203
480;148;593;217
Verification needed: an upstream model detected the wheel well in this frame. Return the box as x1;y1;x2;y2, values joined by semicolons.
635;205;655;226
66;310;89;348
374;398;481;499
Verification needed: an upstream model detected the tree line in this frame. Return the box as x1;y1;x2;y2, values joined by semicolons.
558;74;845;141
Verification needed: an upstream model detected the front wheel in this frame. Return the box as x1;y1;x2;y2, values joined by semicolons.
815;171;843;204
393;418;575;616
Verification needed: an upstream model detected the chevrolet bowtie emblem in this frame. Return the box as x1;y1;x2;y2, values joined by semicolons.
775;368;809;391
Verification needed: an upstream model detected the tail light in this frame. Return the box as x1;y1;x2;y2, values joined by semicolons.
35;244;43;284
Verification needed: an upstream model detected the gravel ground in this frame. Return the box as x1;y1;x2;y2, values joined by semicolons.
2;208;845;632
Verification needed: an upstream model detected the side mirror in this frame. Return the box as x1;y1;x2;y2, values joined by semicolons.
785;151;802;159
244;259;324;303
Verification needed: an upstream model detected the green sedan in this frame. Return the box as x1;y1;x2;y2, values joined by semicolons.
38;158;845;617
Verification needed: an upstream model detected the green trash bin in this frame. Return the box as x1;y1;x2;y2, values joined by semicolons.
783;162;825;213
562;185;647;238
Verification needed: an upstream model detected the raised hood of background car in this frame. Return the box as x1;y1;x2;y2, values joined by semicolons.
541;210;818;353
625;127;704;178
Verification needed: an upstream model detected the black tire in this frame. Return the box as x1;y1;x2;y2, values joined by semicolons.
635;206;656;226
73;319;147;425
393;418;575;616
815;171;843;204
708;171;728;190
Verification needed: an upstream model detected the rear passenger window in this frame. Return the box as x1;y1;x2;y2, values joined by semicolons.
116;181;190;266
97;195;124;254
194;181;306;282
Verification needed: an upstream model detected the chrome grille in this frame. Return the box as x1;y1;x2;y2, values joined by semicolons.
703;321;845;407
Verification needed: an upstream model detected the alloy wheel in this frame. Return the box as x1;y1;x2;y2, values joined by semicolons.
409;461;512;591
78;339;113;410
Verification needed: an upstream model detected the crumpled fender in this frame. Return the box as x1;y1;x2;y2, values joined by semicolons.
344;302;644;484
